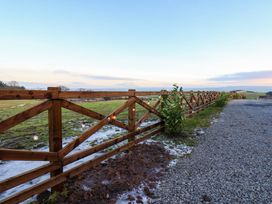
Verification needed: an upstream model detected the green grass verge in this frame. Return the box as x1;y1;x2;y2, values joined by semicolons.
243;91;266;99
182;104;224;133
155;104;224;147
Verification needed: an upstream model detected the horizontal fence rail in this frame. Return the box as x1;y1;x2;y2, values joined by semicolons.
0;87;220;204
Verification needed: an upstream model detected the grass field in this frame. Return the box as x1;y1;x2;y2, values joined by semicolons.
0;96;226;150
0;99;159;149
183;105;223;132
243;91;266;99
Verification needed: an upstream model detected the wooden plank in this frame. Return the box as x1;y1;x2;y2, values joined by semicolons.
186;92;218;116
0;172;66;204
0;88;209;100
128;89;136;141
48;100;63;155
134;97;161;117
0;100;52;133
0;163;59;193
190;92;197;103
181;93;193;110
0;90;129;100
199;93;205;105
0;90;53;100
60;91;168;98
48;87;63;191
61;100;128;130
195;91;201;106
110;97;136;116
61;100;104;120
135;91;166;96
68;126;164;178
63;121;163;165
59;118;108;158
59;91;130;99
58;97;136;158
0;126;163;204
207;92;211;104
0;88;211;100
138;91;193;95
136;99;160;128
203;92;208;104
0;149;58;161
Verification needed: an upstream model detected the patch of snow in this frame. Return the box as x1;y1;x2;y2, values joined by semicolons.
116;183;153;204
210;118;219;124
0;121;155;202
142;139;193;158
116;139;194;203
168;159;178;167
101;180;111;185
194;128;205;136
17;104;26;107
141;139;193;167
81;185;91;191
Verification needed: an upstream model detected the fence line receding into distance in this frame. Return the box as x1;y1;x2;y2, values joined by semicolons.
0;88;220;204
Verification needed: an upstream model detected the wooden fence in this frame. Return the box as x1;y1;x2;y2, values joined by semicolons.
0;88;220;204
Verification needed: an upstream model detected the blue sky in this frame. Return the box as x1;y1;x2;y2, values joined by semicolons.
0;0;272;90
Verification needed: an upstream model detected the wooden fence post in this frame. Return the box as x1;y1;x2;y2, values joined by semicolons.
189;91;194;103
207;92;210;105
189;91;195;116
196;91;200;107
128;89;136;141
161;90;168;131
48;87;63;192
207;92;211;104
203;91;207;106
208;92;212;104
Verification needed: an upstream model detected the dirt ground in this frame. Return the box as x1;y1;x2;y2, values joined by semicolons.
56;142;172;204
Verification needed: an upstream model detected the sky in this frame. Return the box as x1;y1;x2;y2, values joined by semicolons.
0;0;272;90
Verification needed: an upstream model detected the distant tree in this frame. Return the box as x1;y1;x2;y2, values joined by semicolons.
59;85;70;91
0;81;7;88
0;81;25;90
7;81;19;87
266;91;272;96
78;88;86;91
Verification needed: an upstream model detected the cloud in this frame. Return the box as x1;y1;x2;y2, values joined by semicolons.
209;70;272;81
53;70;140;81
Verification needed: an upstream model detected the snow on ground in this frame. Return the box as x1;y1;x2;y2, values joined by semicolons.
0;119;193;204
116;183;158;204
116;139;193;204
0;120;157;201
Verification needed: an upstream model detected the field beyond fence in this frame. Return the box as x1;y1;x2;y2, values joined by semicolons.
0;88;219;204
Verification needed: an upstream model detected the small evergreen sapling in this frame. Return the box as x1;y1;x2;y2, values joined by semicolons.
159;84;185;137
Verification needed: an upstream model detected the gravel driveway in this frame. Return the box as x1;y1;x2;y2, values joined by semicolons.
155;100;272;204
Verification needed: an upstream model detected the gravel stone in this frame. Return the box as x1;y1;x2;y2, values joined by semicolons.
154;100;272;203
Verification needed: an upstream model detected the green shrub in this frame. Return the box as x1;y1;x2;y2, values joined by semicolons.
215;93;229;107
231;93;240;99
159;84;185;136
231;92;246;99
46;188;69;203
